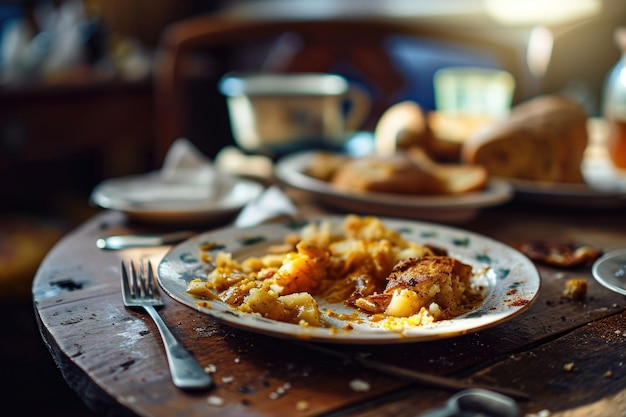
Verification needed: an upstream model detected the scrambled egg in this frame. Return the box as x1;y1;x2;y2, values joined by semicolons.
187;214;476;327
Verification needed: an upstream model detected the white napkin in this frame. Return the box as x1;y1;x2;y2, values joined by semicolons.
159;138;224;195
101;138;238;205
234;185;298;228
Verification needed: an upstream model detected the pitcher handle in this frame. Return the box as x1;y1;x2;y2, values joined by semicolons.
344;84;372;131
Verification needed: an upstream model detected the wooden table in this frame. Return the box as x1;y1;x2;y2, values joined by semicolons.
32;190;626;417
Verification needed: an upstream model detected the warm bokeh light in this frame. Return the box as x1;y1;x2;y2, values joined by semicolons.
526;26;554;78
484;0;601;25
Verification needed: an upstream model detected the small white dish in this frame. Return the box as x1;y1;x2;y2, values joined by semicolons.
503;177;626;209
592;249;626;296
274;150;513;223
90;173;264;224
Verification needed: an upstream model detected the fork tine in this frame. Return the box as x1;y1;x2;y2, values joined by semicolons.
137;260;148;297
145;260;161;300
121;260;131;302
131;260;143;298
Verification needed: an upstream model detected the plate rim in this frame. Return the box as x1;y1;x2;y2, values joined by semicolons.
90;175;265;215
274;150;513;210
592;248;626;296
503;176;626;198
157;216;541;344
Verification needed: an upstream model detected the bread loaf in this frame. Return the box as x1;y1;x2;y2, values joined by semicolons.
460;95;588;183
374;101;462;162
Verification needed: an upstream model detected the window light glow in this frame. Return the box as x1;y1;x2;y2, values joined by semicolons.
484;0;601;25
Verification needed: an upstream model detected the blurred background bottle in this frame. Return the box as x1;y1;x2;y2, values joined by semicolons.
603;27;626;169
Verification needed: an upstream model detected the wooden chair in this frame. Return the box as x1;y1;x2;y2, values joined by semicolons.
152;15;522;165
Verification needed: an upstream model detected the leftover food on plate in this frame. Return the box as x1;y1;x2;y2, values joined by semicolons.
461;94;588;184
305;149;489;196
186;215;487;328
159;215;540;342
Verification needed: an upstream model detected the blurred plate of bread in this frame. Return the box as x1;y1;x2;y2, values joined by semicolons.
275;91;626;218
275;150;512;223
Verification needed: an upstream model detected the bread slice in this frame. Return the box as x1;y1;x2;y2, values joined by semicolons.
374;100;462;162
374;100;431;154
460;95;588;183
407;147;489;194
330;153;446;195
329;150;488;196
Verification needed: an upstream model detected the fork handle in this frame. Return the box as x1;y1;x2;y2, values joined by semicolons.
143;305;213;390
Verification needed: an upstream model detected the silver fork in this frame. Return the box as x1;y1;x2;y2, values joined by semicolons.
121;260;212;390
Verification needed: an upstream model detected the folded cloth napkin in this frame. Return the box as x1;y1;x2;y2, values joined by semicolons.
234;185;298;228
115;138;237;204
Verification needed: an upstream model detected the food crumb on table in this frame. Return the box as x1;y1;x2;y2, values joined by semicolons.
296;400;309;411
207;395;225;407
349;379;371;392
269;382;292;399
563;362;575;372
562;278;587;301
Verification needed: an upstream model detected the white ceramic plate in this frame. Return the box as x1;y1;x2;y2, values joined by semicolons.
157;216;540;344
503;176;626;209
274;151;513;223
592;249;626;296
90;173;264;224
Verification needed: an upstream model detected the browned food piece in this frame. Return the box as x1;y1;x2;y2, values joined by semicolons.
374;100;463;162
461;95;588;183
329;150;489;196
355;256;474;319
375;100;431;154
385;256;472;296
512;240;603;268
330;153;446;195
406;147;489;194
305;151;349;181
563;278;588;301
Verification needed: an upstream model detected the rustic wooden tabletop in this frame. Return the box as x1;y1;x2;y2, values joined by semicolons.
32;190;626;417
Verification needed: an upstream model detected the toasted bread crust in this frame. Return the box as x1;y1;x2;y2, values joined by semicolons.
327;150;488;196
330;153;446;195
384;256;472;294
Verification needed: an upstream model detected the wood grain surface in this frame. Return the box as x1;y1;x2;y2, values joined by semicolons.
33;194;626;417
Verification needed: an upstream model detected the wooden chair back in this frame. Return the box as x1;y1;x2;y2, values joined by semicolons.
153;16;521;164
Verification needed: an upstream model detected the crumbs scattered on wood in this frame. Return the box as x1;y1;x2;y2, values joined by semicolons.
269;382;292;399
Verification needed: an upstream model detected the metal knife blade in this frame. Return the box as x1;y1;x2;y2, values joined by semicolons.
96;231;196;250
293;342;530;401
